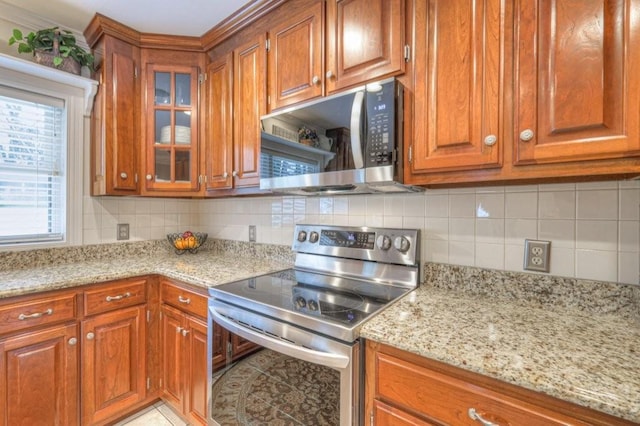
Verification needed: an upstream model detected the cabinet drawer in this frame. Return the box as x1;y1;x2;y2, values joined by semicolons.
83;278;147;316
375;352;588;426
0;292;77;335
161;281;207;319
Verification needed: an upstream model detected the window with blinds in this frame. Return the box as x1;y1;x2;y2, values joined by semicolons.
0;87;66;245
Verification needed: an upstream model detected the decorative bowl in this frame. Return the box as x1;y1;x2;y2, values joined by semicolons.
167;231;207;254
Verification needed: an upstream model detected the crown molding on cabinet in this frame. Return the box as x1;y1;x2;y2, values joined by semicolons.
201;0;288;50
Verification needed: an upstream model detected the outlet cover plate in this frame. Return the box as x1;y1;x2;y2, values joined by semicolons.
524;239;550;272
117;223;130;240
249;225;256;242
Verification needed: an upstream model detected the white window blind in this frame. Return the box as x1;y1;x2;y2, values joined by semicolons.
0;85;66;245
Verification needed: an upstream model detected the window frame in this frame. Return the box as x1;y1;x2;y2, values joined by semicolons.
0;54;94;250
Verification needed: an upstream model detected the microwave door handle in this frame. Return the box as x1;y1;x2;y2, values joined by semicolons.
350;91;365;169
210;306;350;369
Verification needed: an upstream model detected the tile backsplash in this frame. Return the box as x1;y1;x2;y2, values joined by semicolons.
83;180;640;285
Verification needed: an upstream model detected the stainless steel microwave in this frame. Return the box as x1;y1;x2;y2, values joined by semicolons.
259;78;423;195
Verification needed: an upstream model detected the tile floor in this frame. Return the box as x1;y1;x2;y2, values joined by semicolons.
114;402;188;426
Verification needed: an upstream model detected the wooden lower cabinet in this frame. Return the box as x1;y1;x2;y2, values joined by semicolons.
0;323;79;426
81;305;147;425
366;340;634;426
160;279;210;426
212;320;260;372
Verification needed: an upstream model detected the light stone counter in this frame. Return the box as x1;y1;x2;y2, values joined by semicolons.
0;240;293;299
361;264;640;424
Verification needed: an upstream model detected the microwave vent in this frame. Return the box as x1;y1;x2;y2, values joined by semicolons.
272;124;298;143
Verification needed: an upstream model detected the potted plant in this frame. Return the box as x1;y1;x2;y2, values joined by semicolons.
8;27;94;75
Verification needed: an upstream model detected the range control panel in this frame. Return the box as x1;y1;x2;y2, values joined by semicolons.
292;224;419;266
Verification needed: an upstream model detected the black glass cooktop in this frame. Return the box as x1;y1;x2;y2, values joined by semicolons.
209;268;409;329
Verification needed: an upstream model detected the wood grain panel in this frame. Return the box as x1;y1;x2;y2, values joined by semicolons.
0;323;78;426
204;53;234;191
160;304;184;408
185;316;208;425
0;291;77;336
326;0;405;92
267;0;323;110
412;0;503;173
81;305;145;425
514;0;640;164
233;34;267;188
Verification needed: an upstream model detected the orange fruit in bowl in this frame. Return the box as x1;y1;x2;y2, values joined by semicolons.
175;238;185;250
187;235;196;248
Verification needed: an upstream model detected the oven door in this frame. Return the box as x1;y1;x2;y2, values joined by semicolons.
208;299;360;426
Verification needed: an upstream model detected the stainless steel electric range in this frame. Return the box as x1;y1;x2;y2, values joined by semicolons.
208;224;420;426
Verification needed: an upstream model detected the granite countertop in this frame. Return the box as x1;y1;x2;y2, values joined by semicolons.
0;241;293;299
361;283;640;423
1;242;638;423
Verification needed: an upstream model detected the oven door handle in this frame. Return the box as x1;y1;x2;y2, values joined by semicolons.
210;307;350;369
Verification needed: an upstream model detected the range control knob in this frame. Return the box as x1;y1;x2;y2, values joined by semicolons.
308;299;318;311
309;231;319;243
376;235;392;250
295;296;307;309
394;236;411;253
297;230;307;242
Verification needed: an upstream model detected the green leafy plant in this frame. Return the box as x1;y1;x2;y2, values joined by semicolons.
8;27;94;70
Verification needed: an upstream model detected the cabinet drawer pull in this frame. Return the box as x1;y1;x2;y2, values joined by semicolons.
178;295;191;304
468;408;499;426
18;308;53;320
106;292;131;302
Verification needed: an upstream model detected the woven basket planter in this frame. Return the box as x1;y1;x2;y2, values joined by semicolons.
33;34;81;75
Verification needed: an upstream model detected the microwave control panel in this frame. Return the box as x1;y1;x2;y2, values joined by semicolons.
365;81;400;167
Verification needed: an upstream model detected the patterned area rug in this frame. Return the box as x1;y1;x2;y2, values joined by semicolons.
211;349;340;425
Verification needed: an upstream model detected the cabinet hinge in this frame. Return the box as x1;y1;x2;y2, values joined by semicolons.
134;173;138;183
266;39;271;52
146;377;151;390
146;310;151;323
134;66;138;78
404;44;411;62
408;145;413;163
227;341;233;357
267;95;271;105
199;73;205;84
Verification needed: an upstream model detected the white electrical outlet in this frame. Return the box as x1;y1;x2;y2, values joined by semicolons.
524;239;550;272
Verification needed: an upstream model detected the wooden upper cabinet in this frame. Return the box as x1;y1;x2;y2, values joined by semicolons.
514;0;640;165
143;62;201;194
411;0;504;174
233;34;267;188
204;53;234;191
267;0;324;111
325;0;406;93
90;35;140;195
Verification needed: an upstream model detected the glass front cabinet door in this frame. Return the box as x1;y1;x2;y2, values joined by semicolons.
144;65;200;193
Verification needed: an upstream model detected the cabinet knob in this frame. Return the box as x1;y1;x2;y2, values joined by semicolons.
176;326;183;333
86;332;95;340
484;135;497;146
519;129;534;142
232;171;238;177
120;172;128;179
181;329;189;337
222;172;228;178
326;70;335;79
146;174;153;181
68;337;78;346
312;75;320;85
